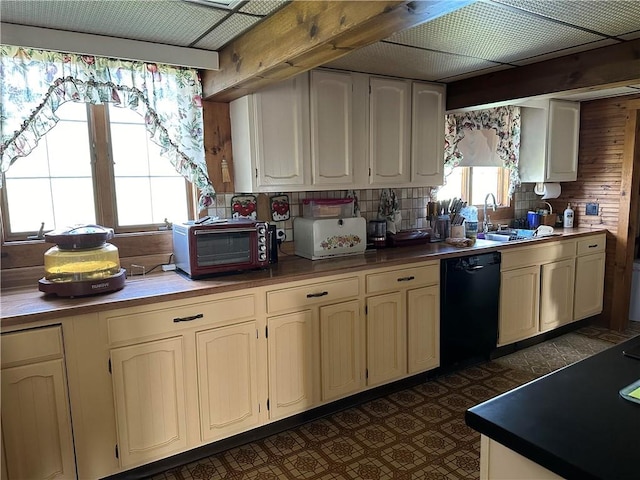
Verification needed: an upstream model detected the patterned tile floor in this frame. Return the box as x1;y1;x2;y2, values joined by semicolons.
151;322;640;480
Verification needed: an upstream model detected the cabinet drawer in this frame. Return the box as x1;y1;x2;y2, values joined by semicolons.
108;293;257;344
267;276;359;314
1;326;63;368
577;234;606;256
366;263;438;294
501;240;576;270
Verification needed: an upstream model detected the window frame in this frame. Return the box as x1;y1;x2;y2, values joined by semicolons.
1;103;197;243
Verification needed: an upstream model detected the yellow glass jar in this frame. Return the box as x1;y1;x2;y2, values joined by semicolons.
43;243;121;283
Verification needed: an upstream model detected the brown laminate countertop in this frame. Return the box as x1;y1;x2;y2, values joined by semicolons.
1;227;607;327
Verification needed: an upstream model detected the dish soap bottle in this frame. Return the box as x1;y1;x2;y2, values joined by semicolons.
563;203;574;228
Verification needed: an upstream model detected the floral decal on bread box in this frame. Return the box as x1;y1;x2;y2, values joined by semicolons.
320;234;362;250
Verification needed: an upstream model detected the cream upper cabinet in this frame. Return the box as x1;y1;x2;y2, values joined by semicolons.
499;265;540;345
369;77;412;185
110;336;189;468
1;326;76;480
574;234;606;321
411;82;445;186
197;321;260;442
230;72;311;192
319;300;364;401
310;70;354;186
540;258;575;332
519;99;580;183
267;310;317;418
407;285;440;373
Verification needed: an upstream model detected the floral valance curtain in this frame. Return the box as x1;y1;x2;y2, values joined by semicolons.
444;106;521;197
0;45;215;210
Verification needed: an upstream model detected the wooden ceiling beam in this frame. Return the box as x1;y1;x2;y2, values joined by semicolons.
202;0;473;102
446;38;640;111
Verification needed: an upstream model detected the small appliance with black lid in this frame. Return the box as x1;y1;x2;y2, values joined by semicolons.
38;224;126;297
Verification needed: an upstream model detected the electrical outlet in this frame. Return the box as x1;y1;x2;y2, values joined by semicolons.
585;203;599;216
276;229;286;244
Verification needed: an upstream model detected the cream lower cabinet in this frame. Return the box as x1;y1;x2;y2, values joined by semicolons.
540;258;576;332
266;274;363;412
1;326;76;480
499;265;541;345
105;291;263;470
267;310;316;419
110;337;189;467
365;261;440;386
574;234;606;321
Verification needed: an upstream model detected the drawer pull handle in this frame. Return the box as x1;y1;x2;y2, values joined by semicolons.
173;313;204;323
588;244;598;248
307;291;329;298
397;276;415;282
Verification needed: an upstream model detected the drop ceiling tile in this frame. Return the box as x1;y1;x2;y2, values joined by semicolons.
239;0;289;16
386;1;605;64
324;42;501;82
511;38;619;65
620;31;640;40
194;13;260;49
0;0;227;47
437;64;515;83
493;0;640;38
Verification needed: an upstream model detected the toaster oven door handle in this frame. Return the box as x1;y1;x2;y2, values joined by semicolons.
307;291;329;298
194;228;256;235
173;313;204;323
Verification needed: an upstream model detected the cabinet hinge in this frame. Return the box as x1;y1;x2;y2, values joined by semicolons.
108;358;112;374
115;444;119;459
255;168;258;179
265;326;268;338
365;368;369;379
267;398;270;411
368;167;372;177
365;305;368;315
256;329;259;339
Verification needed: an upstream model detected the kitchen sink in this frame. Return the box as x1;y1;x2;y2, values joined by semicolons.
483;229;561;242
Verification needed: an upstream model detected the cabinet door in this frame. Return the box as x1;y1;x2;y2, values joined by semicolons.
310;70;353;186
319;300;363;401
255;73;310;188
411;82;445;186
268;311;317;419
499;266;540;345
2;360;76;480
366;292;406;386
574;252;606;321
197;322;259;442
540;259;575;332
407;285;440;373
369;77;411;185
111;337;188;467
546;100;579;182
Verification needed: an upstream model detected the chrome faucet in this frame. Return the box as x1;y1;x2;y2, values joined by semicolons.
483;193;497;233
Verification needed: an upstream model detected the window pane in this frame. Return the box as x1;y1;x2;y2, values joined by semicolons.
471;167;500;206
5;178;55;232
114;177;153;226
150;178;188;224
50;178;96;227
3;101;95;236
437;167;463;201
107;104;189;227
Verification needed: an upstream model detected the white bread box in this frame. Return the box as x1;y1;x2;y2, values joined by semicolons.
294;217;367;260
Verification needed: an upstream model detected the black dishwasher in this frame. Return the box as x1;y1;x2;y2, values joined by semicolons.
440;252;501;368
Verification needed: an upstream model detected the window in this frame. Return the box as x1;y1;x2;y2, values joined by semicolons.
2;102;194;240
437;166;510;207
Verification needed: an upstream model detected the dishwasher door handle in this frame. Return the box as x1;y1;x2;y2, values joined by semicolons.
466;265;485;271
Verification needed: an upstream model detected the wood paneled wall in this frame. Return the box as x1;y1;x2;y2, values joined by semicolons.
546;94;640;330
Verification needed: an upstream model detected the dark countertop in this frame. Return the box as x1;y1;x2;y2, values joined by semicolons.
466;335;640;480
1;227;607;327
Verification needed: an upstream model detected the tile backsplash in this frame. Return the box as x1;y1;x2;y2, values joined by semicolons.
207;183;546;242
208;188;434;242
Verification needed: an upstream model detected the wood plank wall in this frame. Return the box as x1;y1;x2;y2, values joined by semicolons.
546;94;640;329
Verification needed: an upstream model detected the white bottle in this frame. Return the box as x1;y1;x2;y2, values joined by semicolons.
563;203;574;228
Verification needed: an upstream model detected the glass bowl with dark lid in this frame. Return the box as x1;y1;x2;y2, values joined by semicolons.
44;224;114;250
